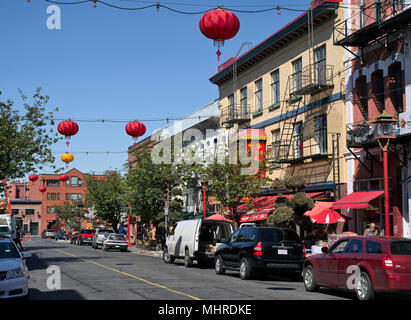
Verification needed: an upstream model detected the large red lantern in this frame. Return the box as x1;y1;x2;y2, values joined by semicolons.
59;174;69;182
126;121;146;146
28;174;38;183
39;186;47;193
58;120;79;147
199;8;240;60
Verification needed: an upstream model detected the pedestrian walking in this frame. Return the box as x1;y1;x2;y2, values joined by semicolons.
15;228;24;251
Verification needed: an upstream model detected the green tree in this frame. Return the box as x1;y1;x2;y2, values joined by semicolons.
85;172;127;232
205;157;271;229
53;200;87;231
0;88;60;192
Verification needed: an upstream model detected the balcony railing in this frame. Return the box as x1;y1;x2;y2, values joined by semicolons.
334;0;411;46
220;104;250;125
266;130;331;164
289;63;334;97
346;122;377;148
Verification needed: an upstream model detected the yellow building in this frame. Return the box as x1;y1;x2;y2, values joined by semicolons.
209;0;347;200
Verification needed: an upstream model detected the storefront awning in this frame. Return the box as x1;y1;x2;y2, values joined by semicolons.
239;212;269;223
332;191;384;210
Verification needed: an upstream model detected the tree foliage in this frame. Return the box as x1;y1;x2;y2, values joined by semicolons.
0;88;60;192
53;200;87;231
85;172;127;232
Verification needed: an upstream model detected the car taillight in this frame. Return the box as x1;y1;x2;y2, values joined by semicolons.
253;242;262;256
302;244;307;258
382;256;394;271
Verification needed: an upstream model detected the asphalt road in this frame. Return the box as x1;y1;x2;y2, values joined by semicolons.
21;237;406;301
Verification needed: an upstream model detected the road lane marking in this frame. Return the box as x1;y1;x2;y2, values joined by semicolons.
53;249;201;300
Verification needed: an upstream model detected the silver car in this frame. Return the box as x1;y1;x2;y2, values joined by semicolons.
102;234;128;252
0;235;31;299
92;227;115;249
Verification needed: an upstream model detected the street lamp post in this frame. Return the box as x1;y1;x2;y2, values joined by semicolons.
370;110;399;237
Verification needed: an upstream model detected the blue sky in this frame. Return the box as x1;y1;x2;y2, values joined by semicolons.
0;0;308;176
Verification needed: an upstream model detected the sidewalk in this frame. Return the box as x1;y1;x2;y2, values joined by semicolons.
128;245;163;258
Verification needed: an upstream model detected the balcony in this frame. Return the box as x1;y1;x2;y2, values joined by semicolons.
289;63;334;97
266;131;331;164
346;122;377;148
334;1;411;47
220;104;250;125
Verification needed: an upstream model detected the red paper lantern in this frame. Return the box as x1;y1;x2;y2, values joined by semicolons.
199;8;240;60
59;174;69;182
58;120;79;147
39;186;47;193
126;121;146;146
28;174;38;183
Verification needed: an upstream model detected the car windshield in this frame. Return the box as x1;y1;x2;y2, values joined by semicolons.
110;235;126;241
0;226;9;236
0;241;20;259
390;241;411;255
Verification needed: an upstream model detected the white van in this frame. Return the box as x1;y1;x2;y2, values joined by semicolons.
163;219;233;267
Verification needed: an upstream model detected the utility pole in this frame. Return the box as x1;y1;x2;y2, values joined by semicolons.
165;187;170;234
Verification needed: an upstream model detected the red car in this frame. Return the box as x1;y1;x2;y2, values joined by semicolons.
76;228;96;245
302;236;411;300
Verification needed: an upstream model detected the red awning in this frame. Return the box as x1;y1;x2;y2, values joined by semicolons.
332;191;384;210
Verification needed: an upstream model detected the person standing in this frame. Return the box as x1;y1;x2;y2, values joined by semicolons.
364;222;379;236
15;228;24;251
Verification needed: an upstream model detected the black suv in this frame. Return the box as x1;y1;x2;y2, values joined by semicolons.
215;226;306;280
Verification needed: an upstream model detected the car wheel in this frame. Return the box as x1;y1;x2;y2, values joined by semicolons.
184;249;193;268
303;265;319;292
121;248;128;252
215;256;225;275
162;248;175;264
239;258;252;280
355;271;375;301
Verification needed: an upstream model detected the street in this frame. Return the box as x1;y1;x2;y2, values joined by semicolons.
23;237;355;300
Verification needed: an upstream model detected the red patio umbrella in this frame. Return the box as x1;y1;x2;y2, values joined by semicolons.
309;208;346;224
205;213;233;223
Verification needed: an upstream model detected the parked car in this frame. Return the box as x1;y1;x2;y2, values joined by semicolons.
215;226;306;280
0;235;31;299
102;233;128;252
302;236;411;300
92;227;115;249
76;229;95;245
70;231;79;244
163;219;233;268
55;230;67;241
44;229;56;239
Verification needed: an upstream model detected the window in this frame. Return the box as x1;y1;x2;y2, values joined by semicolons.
78;193;82;201
15;186;21;199
388;63;403;114
329;240;349;254
270;70;280;107
254;79;263;112
271;129;281;161
70;176;78;187
229;229;241;243
366;241;382;254
240;87;248;117
356;76;368;120
292;122;303;159
47;207;56;214
11;209;19;216
314;46;326;84
46;180;60;187
345;240;363;253
47;193;60;200
292;58;302;92
314;115;327;154
372;70;385;112
25;209;34;216
390;241;411;255
259;228;282;242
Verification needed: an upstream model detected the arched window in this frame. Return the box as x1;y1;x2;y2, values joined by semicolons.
388;62;403;114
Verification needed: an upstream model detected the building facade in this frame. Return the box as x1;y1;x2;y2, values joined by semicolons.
210;0;347;223
334;0;411;236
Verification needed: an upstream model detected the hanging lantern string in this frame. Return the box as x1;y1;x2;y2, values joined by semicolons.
42;0;308;13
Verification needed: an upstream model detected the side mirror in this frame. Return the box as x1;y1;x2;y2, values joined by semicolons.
22;252;32;260
321;247;328;254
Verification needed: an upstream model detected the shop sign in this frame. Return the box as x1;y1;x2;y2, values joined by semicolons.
399;110;411;136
